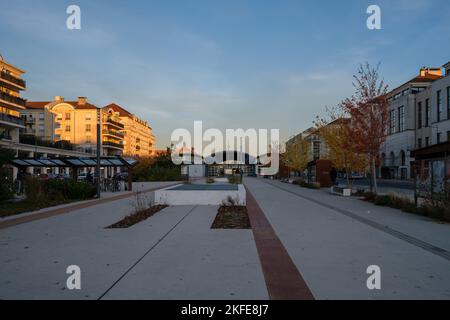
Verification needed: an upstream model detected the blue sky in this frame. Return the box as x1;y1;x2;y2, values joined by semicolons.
1;0;449;148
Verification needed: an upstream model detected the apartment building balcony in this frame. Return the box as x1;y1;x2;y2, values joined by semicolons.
105;117;124;129
0;71;26;90
0;92;27;109
102;141;124;149
0;112;25;128
102;129;125;139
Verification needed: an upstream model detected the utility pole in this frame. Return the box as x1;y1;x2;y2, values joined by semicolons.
96;108;101;198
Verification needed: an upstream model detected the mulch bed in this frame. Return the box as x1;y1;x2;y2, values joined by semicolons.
211;206;251;229
106;205;168;229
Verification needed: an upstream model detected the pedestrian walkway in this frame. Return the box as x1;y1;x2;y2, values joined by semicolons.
0;188;266;300
244;178;450;299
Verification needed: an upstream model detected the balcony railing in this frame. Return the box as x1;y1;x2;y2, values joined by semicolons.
0;112;25;126
102;129;125;138
0;92;27;108
105;118;124;129
0;71;26;89
102;141;124;149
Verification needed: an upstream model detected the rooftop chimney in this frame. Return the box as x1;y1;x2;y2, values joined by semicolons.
54;96;64;102
78;97;87;105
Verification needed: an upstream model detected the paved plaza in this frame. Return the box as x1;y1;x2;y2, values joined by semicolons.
1;178;450;299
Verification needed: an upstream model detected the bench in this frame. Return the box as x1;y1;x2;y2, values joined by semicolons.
331;186;352;197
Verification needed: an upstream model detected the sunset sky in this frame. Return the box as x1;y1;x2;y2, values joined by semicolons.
1;0;449;148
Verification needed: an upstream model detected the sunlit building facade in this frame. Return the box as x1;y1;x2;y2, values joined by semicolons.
103;103;155;157
0;56;26;143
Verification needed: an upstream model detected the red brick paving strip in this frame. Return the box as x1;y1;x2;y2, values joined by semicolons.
0;184;179;230
245;186;315;300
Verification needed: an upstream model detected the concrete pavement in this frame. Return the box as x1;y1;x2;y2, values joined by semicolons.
245;178;450;299
0;185;267;300
1;178;450;299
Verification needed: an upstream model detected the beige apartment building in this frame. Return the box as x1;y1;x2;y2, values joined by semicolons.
24;96;125;156
0;56;26;143
103;103;155;157
23;98;154;158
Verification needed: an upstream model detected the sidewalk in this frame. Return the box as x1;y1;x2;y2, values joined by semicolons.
0;188;266;299
244;178;450;299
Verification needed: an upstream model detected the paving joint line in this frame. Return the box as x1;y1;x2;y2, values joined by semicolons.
97;205;198;300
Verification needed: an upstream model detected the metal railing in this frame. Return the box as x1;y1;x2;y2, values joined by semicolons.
105;118;124;129
0;112;25;126
0;92;27;107
103;141;124;149
0;71;26;88
102;129;125;138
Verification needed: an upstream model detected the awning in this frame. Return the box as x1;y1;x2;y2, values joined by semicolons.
10;156;138;168
410;142;450;160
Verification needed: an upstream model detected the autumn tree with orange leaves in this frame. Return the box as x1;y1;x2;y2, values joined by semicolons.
315;107;368;188
340;63;389;193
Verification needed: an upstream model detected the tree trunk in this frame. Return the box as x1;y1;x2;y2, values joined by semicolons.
372;156;378;194
346;168;350;188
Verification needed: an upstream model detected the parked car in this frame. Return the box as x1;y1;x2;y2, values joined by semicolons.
77;173;87;181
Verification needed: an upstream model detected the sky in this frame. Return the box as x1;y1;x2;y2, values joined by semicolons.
1;0;450;149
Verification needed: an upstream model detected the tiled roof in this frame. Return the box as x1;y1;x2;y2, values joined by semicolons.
26;100;98;110
26;101;50;109
103;103;132;117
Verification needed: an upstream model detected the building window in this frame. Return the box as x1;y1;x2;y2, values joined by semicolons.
425;99;430;127
437;132;441;144
86;136;91;144
425;137;429;147
437;90;442;122
86;124;91;132
65;112;71;121
447;87;450;120
65;125;71;132
56;113;62;121
417;102;422;129
417;138;422;148
85;113;92;121
313;141;320;159
389;110;396;134
38;124;44;132
39;113;44;120
398;106;405;132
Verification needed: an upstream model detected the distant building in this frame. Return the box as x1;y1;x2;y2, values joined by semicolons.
0;56;26;143
103;103;155;158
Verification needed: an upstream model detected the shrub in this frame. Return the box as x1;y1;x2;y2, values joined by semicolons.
374;194;393;206
206;177;215;184
361;191;450;222
132;154;182;182
228;175;241;184
295;180;320;189
25;177;96;202
0;147;16;202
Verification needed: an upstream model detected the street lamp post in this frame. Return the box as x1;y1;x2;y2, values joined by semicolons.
96;108;101;198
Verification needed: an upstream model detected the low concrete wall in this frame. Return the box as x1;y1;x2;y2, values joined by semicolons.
154;184;246;206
